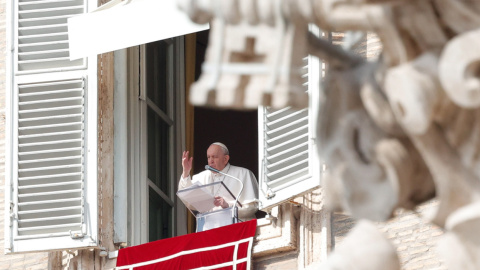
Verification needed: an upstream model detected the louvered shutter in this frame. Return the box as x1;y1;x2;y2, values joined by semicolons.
258;47;322;211
6;0;98;253
16;0;85;73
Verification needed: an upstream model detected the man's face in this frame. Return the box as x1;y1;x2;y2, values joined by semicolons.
207;145;229;171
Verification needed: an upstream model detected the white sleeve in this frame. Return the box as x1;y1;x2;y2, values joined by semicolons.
239;170;259;204
178;175;193;189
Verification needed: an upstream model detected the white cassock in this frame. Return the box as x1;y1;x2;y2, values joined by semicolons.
179;163;259;230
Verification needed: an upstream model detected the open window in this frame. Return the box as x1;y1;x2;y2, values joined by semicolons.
5;0;98;253
116;37;188;246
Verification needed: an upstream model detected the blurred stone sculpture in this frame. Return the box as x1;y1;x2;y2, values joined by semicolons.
177;0;310;109
178;0;480;269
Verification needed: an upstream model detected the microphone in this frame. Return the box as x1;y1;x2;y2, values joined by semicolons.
205;165;220;173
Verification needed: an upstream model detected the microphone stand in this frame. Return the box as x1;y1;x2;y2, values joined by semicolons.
205;165;244;224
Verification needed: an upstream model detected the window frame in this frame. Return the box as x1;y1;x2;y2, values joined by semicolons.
122;37;187;246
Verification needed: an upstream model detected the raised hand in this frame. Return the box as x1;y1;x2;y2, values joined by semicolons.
182;151;193;178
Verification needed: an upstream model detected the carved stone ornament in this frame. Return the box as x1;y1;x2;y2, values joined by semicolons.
178;0;310;109
178;0;480;269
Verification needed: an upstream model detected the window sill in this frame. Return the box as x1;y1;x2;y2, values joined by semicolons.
252;204;298;258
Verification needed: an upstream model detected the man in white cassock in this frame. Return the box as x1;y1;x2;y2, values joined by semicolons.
179;142;259;231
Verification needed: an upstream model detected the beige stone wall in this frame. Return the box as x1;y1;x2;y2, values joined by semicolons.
0;2;50;269
254;252;298;270
253;204;300;269
333;201;446;270
379;202;446;270
253;190;331;270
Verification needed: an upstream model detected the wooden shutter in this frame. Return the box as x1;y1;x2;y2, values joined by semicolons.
6;0;98;253
258;43;322;211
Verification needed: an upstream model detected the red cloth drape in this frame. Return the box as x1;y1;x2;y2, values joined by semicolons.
116;219;257;270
